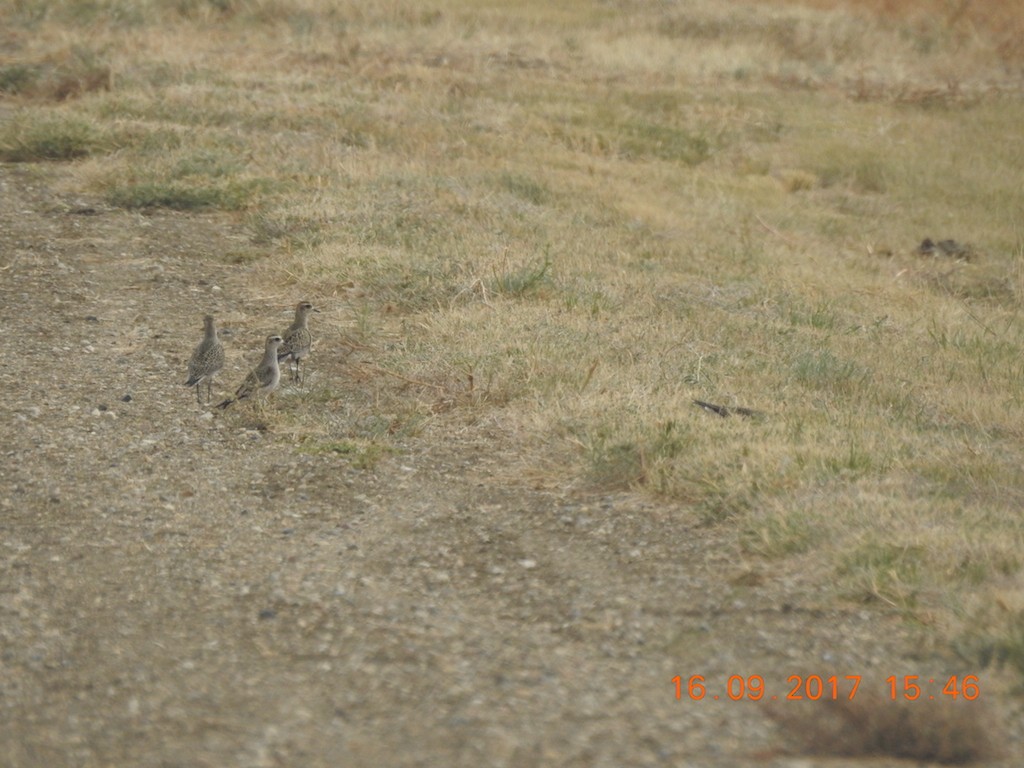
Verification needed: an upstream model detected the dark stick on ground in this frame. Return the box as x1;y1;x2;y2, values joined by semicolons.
693;400;764;419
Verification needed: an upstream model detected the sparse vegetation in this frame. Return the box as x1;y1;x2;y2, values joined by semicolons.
105;178;264;211
768;693;1006;763
0;111;110;161
955;604;1024;686
304;438;395;470
2;0;1023;759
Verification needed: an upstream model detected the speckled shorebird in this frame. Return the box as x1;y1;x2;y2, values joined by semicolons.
278;301;319;384
215;335;283;409
184;314;225;405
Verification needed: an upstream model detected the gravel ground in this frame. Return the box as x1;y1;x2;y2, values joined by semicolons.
1;163;1020;766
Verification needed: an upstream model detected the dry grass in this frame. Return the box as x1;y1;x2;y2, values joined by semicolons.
769;0;1024;65
767;690;1007;763
2;0;1023;748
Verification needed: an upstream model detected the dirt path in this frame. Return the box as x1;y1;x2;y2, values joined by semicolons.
0;164;1017;766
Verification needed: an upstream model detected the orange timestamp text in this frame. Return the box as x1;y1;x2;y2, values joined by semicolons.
672;674;981;702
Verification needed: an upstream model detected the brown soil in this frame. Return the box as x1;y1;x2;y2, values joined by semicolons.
1;163;1019;766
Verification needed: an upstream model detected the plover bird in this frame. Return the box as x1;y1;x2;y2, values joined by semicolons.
278;301;318;384
216;335;283;409
184;314;225;405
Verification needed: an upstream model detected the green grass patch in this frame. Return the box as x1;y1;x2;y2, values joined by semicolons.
303;439;395;470
742;508;817;557
488;253;552;298
838;540;927;608
789;349;871;394
0;64;40;95
106;179;264;211
0;112;110;161
496;171;551;206
96;144;273;210
955;609;1024;683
